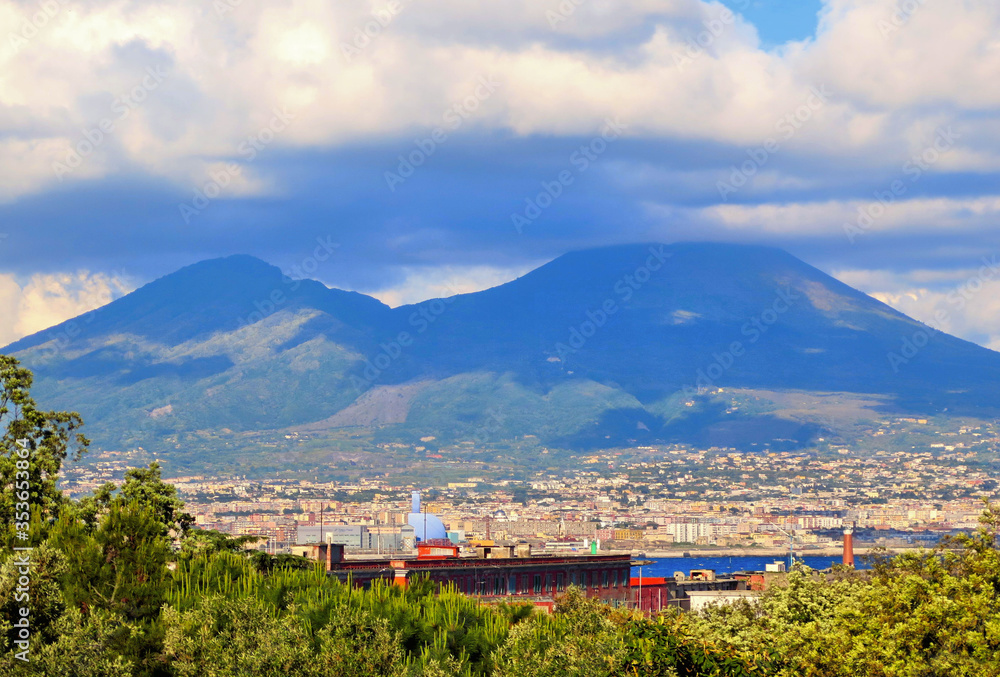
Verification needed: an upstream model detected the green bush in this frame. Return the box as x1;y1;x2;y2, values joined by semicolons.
5;360;1000;677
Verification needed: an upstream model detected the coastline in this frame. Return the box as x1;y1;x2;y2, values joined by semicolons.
626;546;915;558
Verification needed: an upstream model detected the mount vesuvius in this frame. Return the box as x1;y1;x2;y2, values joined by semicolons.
5;242;1000;464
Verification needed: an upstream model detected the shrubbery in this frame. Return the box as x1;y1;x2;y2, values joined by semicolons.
3;355;1000;676
688;505;1000;677
11;503;997;676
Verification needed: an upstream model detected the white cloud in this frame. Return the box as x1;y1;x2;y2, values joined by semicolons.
3;0;1000;355
833;261;1000;351
0;270;133;347
803;0;1000;110
366;263;535;307
656;192;999;236
2;0;999;203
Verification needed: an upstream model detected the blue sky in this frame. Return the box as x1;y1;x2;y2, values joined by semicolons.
719;0;825;45
2;0;1000;351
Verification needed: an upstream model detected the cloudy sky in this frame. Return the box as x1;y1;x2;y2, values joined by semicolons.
2;0;1000;349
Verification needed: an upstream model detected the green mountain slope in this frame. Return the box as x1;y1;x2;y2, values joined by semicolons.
6;243;1000;463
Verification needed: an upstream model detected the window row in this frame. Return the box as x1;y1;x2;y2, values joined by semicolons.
431;568;628;595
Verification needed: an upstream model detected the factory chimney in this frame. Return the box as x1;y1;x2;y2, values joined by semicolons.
842;521;855;568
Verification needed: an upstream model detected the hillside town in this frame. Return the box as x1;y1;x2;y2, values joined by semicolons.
60;419;999;556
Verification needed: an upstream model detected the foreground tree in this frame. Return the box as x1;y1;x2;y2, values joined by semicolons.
0;355;89;544
49;500;172;622
74;462;193;539
161;595;410;677
493;586;625;677
5;356;1000;677
689;504;1000;677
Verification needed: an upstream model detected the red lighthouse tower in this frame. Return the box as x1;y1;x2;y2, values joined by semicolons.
842;521;855;568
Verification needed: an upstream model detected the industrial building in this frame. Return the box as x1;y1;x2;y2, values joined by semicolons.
289;495;863;612
299;541;756;612
303;541;635;607
295;523;415;554
630;568;750;613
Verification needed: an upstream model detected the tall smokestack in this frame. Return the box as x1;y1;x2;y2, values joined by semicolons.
842;521;855;568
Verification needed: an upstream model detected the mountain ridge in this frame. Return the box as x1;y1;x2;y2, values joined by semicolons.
6;242;1000;465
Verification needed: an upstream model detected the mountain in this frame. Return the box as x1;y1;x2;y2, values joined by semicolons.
6;243;1000;467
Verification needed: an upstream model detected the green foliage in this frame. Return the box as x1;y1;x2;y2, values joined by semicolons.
619;610;778;677
118;462;194;537
687;510;1000;677
163;553;522;675
161;595;325;677
493;586;624;677
72;462;193;539
6;361;1000;676
178;528;263;558
0;543;68;650
0;355;89;546
0;607;136;676
11;504;1000;677
249;550;314;573
49;499;171;621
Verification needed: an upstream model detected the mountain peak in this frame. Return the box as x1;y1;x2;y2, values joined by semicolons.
4;253;389;352
7;242;1000;463
535;241;801;277
158;254;283;286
